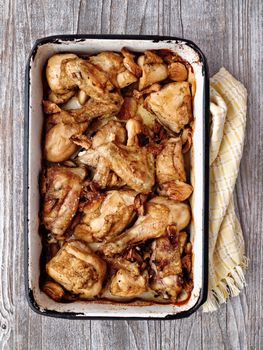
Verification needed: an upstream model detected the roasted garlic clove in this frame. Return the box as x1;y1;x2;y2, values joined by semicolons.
77;90;88;105
126;119;143;146
168;62;188;81
42;281;65;301
160;180;193;202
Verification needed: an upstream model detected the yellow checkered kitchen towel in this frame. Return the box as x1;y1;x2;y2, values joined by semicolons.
203;68;248;312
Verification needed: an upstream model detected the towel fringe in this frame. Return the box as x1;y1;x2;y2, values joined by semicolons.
203;257;247;312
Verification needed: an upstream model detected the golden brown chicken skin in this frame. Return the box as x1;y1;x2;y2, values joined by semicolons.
145;82;192;133
150;231;192;301
42;167;86;238
156;138;193;201
97;142;155;194
46;240;106;298
74;190;138;243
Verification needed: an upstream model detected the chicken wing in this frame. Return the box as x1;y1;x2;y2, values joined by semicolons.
102;196;191;256
42;167;86;238
156;138;193;201
97;142;155;193
46;240;106;298
77;120;127;188
145;82;192;133
74;190;138;242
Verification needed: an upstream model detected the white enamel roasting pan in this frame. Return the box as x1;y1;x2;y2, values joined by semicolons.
24;35;209;319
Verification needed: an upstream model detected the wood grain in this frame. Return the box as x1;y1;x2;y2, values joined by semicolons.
0;0;262;349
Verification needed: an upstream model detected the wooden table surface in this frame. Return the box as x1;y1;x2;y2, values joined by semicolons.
0;0;262;349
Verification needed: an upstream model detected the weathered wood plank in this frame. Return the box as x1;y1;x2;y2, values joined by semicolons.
0;0;262;349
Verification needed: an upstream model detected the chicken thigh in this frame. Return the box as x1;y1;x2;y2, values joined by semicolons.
46;240;106;298
145;82;192;133
97;142;155;193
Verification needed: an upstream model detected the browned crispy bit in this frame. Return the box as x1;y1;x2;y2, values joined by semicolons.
118;96;138;120
146;142;164;156
135;132;149;147
182;254;192;273
134;193;147;216
121;47;142;78
183;279;194;293
184;242;192;254
80;180;102;202
125;248;144;264
144;50;163;64
166;224;179;245
48;90;76;104
160;50;185;64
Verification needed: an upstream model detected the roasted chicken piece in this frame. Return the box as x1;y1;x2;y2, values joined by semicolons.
149;232;190;300
97;142;155;193
91;120;127;148
156;138;193;201
138;50;168;90
46;240;106;298
89;51;123;86
89;49;139;89
110;258;148;297
77;120;127;188
118;97;138;120
74;190;138;242
46;53;78;94
44;122;88;162
102;196;191;256
42;167;86;238
145;82;192;133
